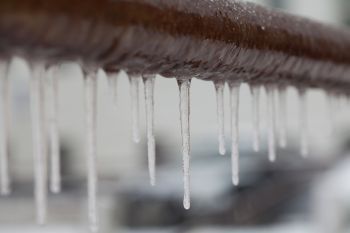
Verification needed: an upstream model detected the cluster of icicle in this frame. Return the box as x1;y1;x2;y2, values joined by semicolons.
0;60;317;232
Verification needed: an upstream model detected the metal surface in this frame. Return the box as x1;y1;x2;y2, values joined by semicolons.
0;0;350;90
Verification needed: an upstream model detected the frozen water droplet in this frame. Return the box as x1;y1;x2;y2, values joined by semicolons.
84;68;99;232
0;61;11;196
250;85;260;152
229;81;241;186
299;89;308;157
214;80;226;155
46;66;61;194
128;75;141;143
177;79;191;210
266;86;276;162
143;75;156;186
30;62;48;225
107;71;119;105
277;87;287;148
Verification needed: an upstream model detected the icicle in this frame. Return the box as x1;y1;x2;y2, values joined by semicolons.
266;86;276;162
128;75;141;143
30;63;48;225
229;81;241;186
143;75;156;186
214;80;226;155
0;61;11;196
277;86;287;148
46;66;61;194
299;88;309;157
327;93;336;136
177;79;191;210
106;71;119;104
250;85;260;152
84;68;99;232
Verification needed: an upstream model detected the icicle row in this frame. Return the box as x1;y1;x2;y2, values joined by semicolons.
250;85;260;152
84;69;99;232
128;75;141;143
229;81;241;186
177;79;191;210
266;86;276;162
299;89;308;157
214;80;226;155
46;66;61;194
30;63;48;225
143;75;156;186
277;87;287;148
0;61;11;196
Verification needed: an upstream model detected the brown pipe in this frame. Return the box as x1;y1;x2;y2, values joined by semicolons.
0;0;350;91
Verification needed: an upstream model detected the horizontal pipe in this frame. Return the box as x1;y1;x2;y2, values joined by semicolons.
0;0;350;91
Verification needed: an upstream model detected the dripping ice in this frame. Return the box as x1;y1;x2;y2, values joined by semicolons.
177;79;191;210
84;68;99;232
214;80;226;155
128;75;141;143
299;89;309;157
266;86;276;162
277;87;287;149
229;81;241;186
143;75;156;186
0;61;11;196
250;85;260;152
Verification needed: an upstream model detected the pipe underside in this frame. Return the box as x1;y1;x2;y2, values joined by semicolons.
1;0;350;91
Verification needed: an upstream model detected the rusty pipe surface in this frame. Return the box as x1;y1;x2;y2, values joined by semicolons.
1;0;350;90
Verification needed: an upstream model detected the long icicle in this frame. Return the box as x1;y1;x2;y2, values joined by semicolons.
277;86;287;148
229;81;241;186
128;75;141;143
0;61;11;195
266;86;276;162
143;75;156;186
299;88;309;157
84;68;99;232
177;79;191;210
250;85;260;152
47;66;61;194
214;80;226;155
30;63;48;225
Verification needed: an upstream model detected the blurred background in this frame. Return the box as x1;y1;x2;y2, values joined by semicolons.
3;0;350;232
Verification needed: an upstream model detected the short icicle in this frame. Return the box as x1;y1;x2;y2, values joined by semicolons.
84;68;99;232
214;80;226;155
30;62;48;225
250;85;260;152
128;75;141;143
46;66;61;194
177;78;191;210
229;81;241;186
266;86;276;162
106;71;119;104
299;88;309;157
143;75;156;186
0;61;11;196
277;86;287;148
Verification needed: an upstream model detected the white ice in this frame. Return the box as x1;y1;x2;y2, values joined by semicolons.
266;86;276;162
277;87;287;148
229;81;241;186
128;75;141;143
299;89;308;157
214;80;226;155
177;79;191;210
0;61;11;196
250;85;260;152
143;75;156;186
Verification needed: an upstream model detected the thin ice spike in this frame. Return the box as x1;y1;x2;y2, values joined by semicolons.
128;75;141;143
0;61;11;195
277;87;287;148
266;86;276;162
229;81;241;186
143;75;156;186
30;63;48;225
47;66;61;194
250;85;260;152
84;69;99;232
107;72;119;104
299;89;308;157
177;79;191;210
214;80;226;155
